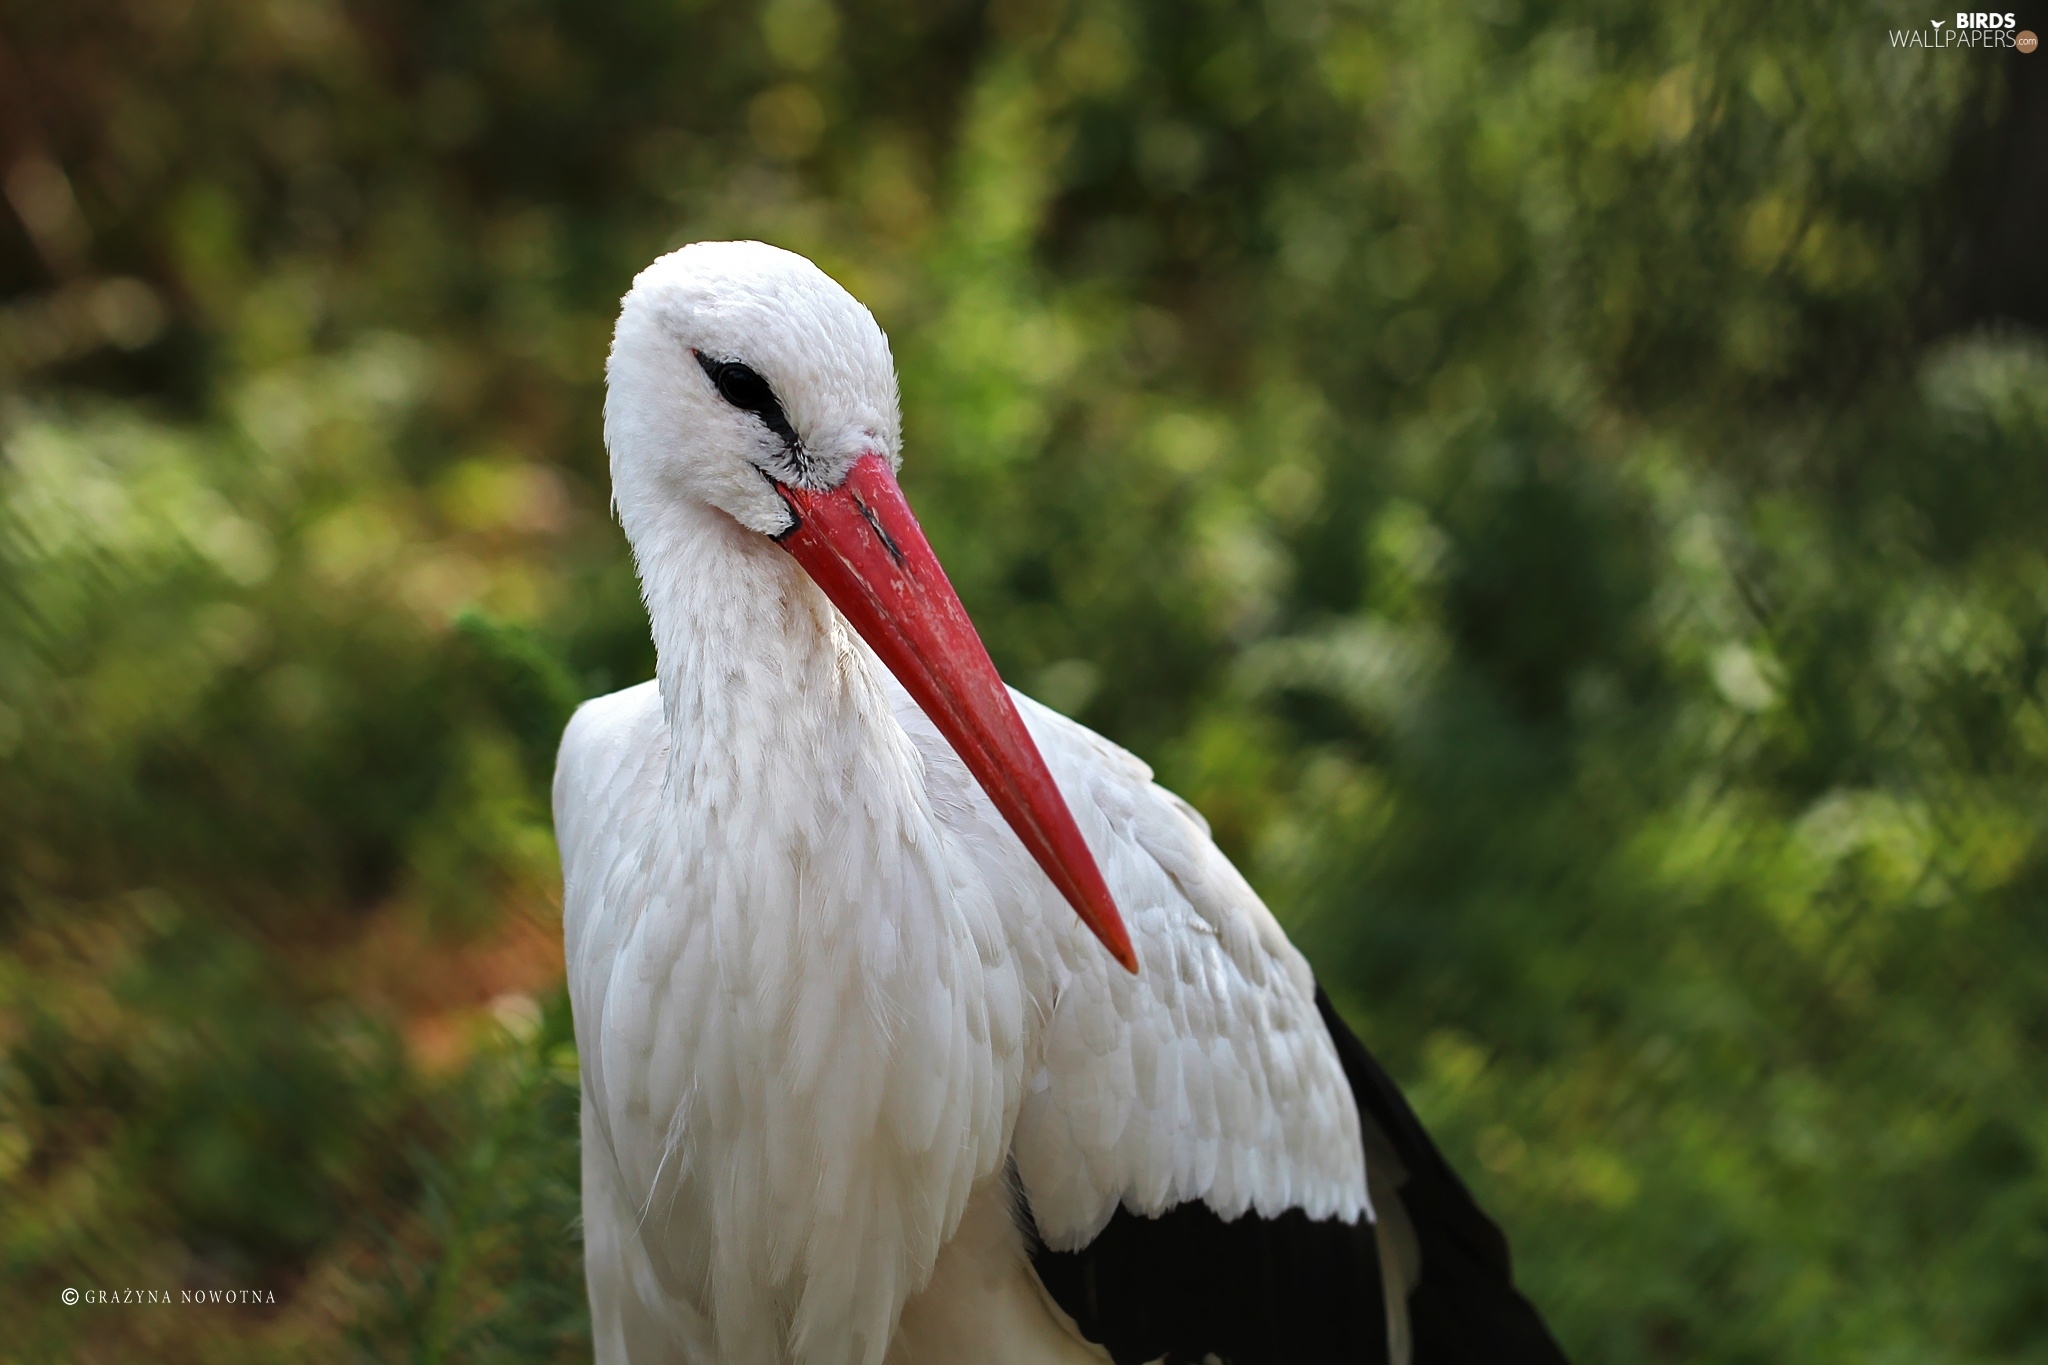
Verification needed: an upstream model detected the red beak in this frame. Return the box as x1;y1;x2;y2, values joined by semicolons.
774;452;1138;973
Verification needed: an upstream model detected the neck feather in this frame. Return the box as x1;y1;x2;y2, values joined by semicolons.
619;496;1020;1365
636;498;876;752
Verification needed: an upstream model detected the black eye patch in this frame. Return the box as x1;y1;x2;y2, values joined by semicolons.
696;352;801;450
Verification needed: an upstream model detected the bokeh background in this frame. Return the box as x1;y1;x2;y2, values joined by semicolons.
4;0;2047;1359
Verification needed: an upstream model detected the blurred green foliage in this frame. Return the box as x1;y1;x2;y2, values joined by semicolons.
3;0;2046;1359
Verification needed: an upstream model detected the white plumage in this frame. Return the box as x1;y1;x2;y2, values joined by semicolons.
558;242;1372;1365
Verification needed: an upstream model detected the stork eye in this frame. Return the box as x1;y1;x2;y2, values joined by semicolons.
695;351;801;450
714;362;773;411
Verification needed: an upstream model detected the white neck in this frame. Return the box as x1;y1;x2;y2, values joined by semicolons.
622;499;1022;1365
637;498;873;782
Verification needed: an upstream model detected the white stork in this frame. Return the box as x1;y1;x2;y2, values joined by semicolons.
555;240;1568;1365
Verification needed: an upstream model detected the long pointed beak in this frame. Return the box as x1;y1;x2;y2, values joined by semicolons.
773;452;1138;974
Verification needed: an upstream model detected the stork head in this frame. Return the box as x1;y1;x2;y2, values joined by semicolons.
606;240;901;537
605;241;1137;973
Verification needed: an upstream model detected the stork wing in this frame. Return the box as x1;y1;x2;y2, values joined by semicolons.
887;680;1367;1239
889;680;1567;1365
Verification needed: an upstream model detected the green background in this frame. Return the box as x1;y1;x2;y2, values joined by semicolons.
3;0;2046;1359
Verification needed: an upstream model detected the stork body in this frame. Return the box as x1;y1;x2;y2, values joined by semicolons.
558;242;1566;1365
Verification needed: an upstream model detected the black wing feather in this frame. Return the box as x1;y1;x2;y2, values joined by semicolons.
1314;985;1570;1365
1022;1185;1389;1365
1017;985;1570;1365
